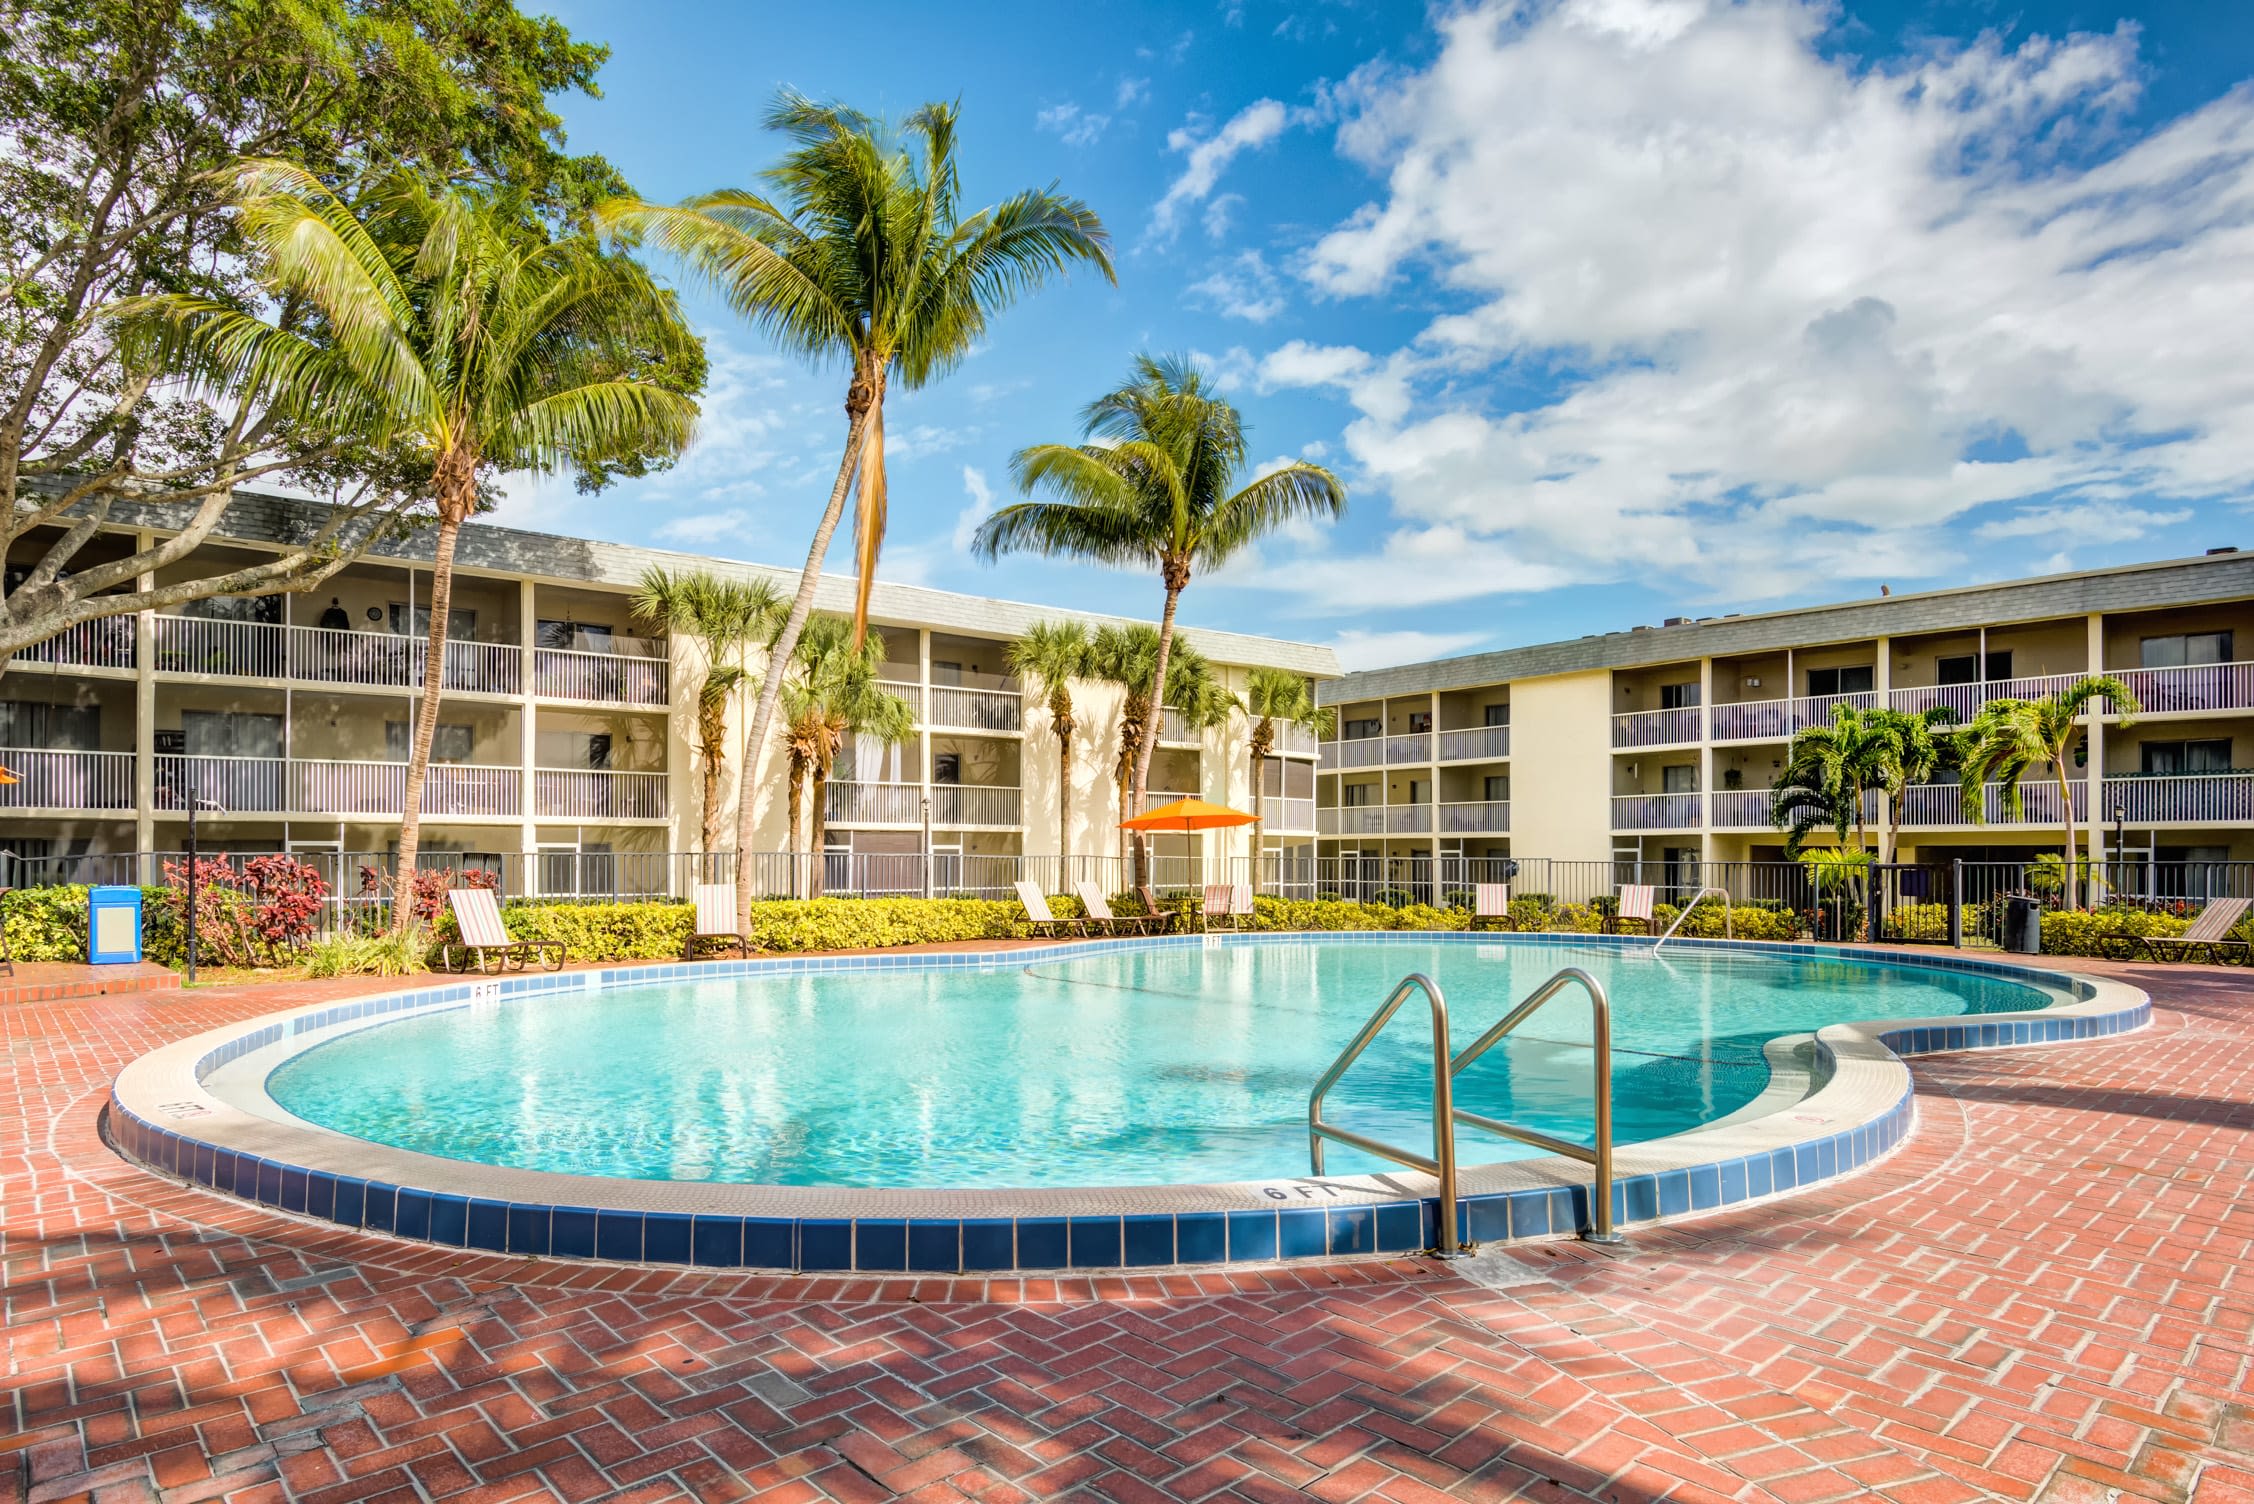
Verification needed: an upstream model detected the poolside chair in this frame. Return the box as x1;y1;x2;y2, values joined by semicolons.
1074;881;1162;937
1614;884;1658;936
1135;885;1179;935
1202;883;1253;932
1468;883;1513;931
684;883;752;960
1014;880;1087;939
2130;895;2252;965
441;887;564;974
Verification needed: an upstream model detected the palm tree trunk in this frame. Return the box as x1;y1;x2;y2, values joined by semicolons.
1249;722;1271;897
731;385;876;939
699;698;727;856
2058;771;2080;907
785;757;804;896
810;762;830;900
1131;569;1187;888
391;489;468;934
1056;724;1073;882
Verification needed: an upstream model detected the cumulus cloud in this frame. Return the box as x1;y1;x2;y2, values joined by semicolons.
1116;76;1151;109
1325;628;1492;672
1150;99;1294;242
1263;0;2254;609
1036;101;1108;147
1187;250;1288;322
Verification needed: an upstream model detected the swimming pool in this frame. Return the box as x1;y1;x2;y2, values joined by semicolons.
264;937;2061;1188
110;933;2148;1273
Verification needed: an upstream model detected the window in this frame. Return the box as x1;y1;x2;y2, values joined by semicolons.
537;619;611;652
1483;775;1510;802
1406;779;1428;804
2140;738;2232;775
932;753;961;785
1936;651;2013;685
1342;783;1375;807
180;710;281;758
391;604;477;640
1406;710;1432;734
1658;682;1700;709
1343;716;1381;740
1661;765;1698;793
1483;703;1510;727
385;722;474;764
534;729;612;768
0;701;99;750
835;735;907;784
2140;631;2233;668
930;660;963;686
1806;665;1874;696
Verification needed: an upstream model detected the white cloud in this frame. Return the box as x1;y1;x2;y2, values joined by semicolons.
954;466;996;552
884;423;975;461
656;510;755;546
1036;102;1108;148
1262;0;2254;609
1116;76;1151;109
1202;193;1244;242
1187;250;1287;322
1325;628;1491;672
1150;99;1293;242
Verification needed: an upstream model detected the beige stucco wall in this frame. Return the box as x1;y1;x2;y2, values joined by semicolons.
1506;669;1614;862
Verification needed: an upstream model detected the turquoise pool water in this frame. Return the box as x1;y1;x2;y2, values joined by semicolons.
264;939;2061;1189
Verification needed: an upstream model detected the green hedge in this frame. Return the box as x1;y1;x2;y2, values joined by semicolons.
0;885;206;965
489;897;1032;960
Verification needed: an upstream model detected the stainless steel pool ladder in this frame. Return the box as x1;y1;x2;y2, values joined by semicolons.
1653;886;1732;952
1307;967;1620;1258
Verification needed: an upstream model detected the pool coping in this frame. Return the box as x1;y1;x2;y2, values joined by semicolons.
107;932;2151;1273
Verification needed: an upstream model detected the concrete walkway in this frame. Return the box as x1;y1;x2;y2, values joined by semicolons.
3;958;2248;1503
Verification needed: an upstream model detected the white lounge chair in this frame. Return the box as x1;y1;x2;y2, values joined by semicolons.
1014;880;1087;938
441;886;563;973
1469;883;1512;930
1202;883;1252;931
685;882;752;959
1075;880;1163;936
1615;884;1657;936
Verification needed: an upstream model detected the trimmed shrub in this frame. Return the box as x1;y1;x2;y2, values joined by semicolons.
1649;900;1802;941
492;897;1031;960
1;884;206;965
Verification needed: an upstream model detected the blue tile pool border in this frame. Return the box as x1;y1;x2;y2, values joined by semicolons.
107;932;2149;1275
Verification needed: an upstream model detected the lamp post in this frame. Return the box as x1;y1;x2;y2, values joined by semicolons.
2112;803;2126;904
920;794;933;900
163;770;228;984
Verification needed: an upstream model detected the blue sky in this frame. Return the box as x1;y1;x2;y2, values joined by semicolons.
503;0;2254;669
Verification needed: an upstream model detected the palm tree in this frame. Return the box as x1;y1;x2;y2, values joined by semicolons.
1087;624;1235;877
778;614;915;898
1244;667;1334;891
1769;703;1892;857
1957;676;2140;896
1864;705;1959;864
1006;620;1093;873
630;569;786;858
597;94;1112;933
135;164;698;929
974;355;1345;883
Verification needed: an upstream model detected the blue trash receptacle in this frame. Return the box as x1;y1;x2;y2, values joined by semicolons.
88;885;143;964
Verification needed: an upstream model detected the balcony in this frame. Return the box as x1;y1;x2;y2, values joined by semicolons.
2104;773;2254;824
152;755;524;817
1708;789;1774;830
1385;731;1433;765
1324;737;1385;770
878;679;924;719
533;645;666;707
14;619;135;672
534;768;667;820
1277;724;1321;758
0;748;135;810
825;780;924;825
1266;797;1316;832
1612;792;1702;830
1886;673;2085;721
1437;799;1509;834
932;783;1020;827
1386;803;1433;834
1708;692;1877;742
2109;662;2254;718
928;681;1021;733
1158;706;1200;745
1899;781;2084;827
1317;806;1386;836
1612;707;1701;748
1437;725;1509;762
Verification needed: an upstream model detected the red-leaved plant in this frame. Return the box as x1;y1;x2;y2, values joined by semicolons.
160;853;331;966
357;862;498;927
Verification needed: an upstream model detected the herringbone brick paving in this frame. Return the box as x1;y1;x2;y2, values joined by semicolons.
5;960;2249;1502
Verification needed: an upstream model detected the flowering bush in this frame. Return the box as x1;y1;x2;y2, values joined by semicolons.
157;853;331;965
357;862;497;927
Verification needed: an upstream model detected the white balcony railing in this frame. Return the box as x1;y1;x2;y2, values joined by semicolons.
1612;792;1703;830
1438;800;1509;834
1317;806;1387;836
1708;789;1775;829
533;646;666;707
2109;663;2254;718
1158;706;1199;745
0;748;135;809
1899;780;2084;827
1267;797;1317;831
825;780;924;825
1612;707;1702;748
535;768;667;820
1885;673;2085;721
1324;737;1385;770
932;783;1020;826
14;620;136;672
151;755;523;817
1277;724;1321;758
878;679;924;719
928;684;1021;732
1386;803;1433;834
1437;725;1509;762
2104;773;2254;825
1708;691;1878;742
1385;731;1433;765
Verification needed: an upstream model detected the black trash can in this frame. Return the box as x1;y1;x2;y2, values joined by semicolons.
2002;894;2043;955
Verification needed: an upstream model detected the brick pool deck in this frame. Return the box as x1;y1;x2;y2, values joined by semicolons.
4;958;2250;1503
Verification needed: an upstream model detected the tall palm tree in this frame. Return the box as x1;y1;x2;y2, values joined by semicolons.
1244;667;1334;891
1006;620;1093;872
779;614;915;898
1864;705;1959;864
1087;624;1234;876
630;569;786;857
135;164;698;929
597;94;1112;933
1769;703;1892;857
974;356;1345;883
1957;676;2140;893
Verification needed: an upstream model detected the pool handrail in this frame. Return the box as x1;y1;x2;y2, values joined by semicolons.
1308;972;1464;1258
1449;966;1623;1245
1653;886;1732;952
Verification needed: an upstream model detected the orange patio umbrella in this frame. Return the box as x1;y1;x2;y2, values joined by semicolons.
1118;796;1257;834
0;764;17;785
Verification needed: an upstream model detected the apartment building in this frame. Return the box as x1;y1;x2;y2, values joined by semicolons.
1316;549;2254;890
0;490;1336;892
